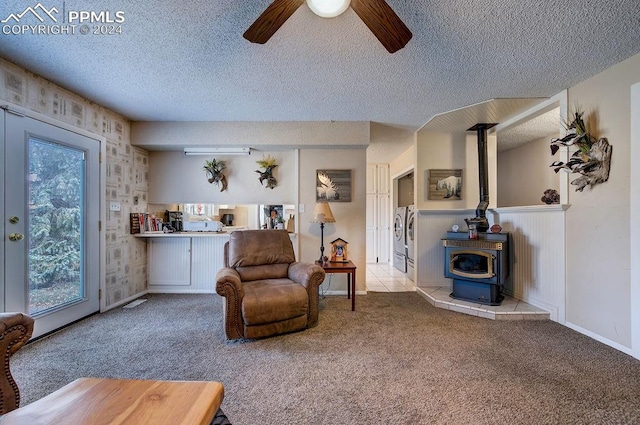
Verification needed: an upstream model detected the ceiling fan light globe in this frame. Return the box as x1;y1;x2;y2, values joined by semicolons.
306;0;351;18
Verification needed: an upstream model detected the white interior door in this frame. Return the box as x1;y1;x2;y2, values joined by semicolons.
2;110;100;338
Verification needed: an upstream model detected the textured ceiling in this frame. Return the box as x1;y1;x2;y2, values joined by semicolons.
1;0;639;131
497;108;561;152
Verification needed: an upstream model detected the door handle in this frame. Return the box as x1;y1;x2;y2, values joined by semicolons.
9;216;20;224
9;233;24;241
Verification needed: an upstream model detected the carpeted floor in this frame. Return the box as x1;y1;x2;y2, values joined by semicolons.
11;292;640;424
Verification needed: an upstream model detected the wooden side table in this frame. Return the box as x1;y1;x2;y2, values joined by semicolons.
316;260;357;311
0;378;224;425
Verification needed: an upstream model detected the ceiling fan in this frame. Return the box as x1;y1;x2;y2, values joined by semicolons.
243;0;412;53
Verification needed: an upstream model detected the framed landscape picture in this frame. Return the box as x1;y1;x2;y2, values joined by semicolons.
316;169;351;202
427;169;463;200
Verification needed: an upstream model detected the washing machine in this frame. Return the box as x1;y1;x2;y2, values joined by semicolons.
393;206;407;273
406;205;415;280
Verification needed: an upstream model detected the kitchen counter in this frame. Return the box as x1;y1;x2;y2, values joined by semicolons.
134;229;295;238
134;226;245;237
134;231;233;238
136;230;296;294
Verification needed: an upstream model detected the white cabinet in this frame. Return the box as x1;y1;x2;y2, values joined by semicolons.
148;238;191;286
366;164;377;194
366;194;377;263
144;233;296;293
190;237;227;290
366;163;391;264
366;163;389;194
377;194;390;263
377;164;390;194
146;235;227;293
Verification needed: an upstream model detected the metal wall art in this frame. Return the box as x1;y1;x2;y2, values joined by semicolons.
550;109;613;192
256;155;278;189
203;159;227;192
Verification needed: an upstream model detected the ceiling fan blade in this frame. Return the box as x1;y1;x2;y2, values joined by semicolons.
243;0;305;44
350;0;412;53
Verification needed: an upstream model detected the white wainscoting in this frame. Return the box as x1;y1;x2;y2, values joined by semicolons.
416;206;567;322
416;210;472;287
190;237;228;292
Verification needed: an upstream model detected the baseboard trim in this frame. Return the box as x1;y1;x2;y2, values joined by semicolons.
146;289;217;294
563;321;633;357
321;290;367;296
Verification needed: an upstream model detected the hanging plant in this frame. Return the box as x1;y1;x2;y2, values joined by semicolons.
549;108;612;192
203;158;227;192
255;155;278;189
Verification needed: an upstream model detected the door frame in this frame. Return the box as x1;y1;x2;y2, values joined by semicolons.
631;82;640;360
1;102;107;314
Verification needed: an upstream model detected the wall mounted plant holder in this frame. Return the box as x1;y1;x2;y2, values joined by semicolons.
203;158;227;192
549;110;612;192
256;155;278;189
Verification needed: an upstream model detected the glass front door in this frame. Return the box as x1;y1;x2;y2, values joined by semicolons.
27;139;86;315
3;110;100;338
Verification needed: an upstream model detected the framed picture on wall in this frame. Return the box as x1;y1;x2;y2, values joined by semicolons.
426;169;463;200
316;169;351;202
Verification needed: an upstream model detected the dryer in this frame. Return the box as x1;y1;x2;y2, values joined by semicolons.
406;205;416;280
393;206;407;273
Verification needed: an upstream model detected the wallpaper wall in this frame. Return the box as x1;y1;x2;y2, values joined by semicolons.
0;58;148;309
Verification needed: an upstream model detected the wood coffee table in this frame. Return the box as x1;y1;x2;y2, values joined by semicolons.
0;378;224;425
316;260;357;311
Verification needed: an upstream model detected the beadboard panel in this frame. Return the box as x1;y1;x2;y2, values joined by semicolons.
416;210;472;286
191;237;227;292
416;207;566;322
494;208;566;322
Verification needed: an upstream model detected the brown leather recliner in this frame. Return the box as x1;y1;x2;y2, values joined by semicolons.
0;312;34;414
215;229;326;340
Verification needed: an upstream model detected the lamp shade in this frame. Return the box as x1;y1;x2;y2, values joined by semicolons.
311;202;336;223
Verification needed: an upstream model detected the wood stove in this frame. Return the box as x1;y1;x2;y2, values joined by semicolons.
440;122;511;305
442;231;510;305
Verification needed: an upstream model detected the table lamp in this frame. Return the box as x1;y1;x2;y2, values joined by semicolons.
311;201;335;263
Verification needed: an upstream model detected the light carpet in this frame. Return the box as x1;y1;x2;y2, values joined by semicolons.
11;292;640;424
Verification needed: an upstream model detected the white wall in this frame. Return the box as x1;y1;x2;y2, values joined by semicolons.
416;131;497;211
563;52;640;350
498;136;560;207
368;123;415;164
631;81;640;359
299;149;367;293
389;144;414;179
148;150;295;204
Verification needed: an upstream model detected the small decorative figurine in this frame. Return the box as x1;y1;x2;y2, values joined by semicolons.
541;189;560;204
330;238;349;262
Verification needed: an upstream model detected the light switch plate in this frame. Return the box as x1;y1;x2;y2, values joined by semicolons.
299;204;305;213
109;202;121;212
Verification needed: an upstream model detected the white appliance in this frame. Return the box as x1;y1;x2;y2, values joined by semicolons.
393;206;407;273
406;205;415;280
182;220;224;232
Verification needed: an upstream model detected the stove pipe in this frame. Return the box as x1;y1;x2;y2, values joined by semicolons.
465;123;497;233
